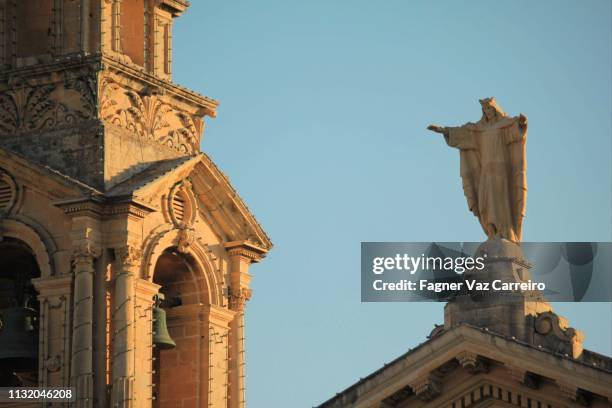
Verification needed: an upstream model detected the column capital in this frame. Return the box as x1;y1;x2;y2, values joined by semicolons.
72;242;100;265
228;287;252;312
114;245;143;269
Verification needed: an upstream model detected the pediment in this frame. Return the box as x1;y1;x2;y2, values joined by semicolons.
0;146;94;207
320;325;610;408
106;153;272;251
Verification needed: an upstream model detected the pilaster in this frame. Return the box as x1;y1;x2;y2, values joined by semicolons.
70;242;99;407
31;275;72;395
224;241;266;408
111;245;141;408
133;279;160;406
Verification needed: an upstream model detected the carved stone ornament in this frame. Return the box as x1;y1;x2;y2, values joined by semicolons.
534;312;584;348
167;179;197;227
409;374;442;401
99;76;203;153
115;245;143;268
71;227;100;266
456;351;488;374
45;355;62;372
176;227;195;253
228;287;253;311
71;242;100;266
0;74;95;135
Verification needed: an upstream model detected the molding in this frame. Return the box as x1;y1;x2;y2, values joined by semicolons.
32;275;73;296
224;240;268;263
134;278;160;302
54;196;156;220
142;227;223;306
157;0;189;16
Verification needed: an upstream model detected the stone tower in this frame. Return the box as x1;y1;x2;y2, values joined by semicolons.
0;1;271;407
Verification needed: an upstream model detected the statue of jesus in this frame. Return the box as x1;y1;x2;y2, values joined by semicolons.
428;97;528;242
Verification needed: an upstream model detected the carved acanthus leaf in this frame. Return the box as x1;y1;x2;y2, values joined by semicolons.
228;287;252;311
0;76;95;134
99;77;201;153
115;245;143;268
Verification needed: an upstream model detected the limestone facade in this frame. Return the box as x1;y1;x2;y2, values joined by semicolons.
0;1;271;407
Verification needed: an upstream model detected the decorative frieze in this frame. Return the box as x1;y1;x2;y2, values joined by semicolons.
0;73;96;135
0;55;217;157
99;75;204;154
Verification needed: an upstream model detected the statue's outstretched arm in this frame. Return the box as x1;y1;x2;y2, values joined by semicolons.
427;124;449;137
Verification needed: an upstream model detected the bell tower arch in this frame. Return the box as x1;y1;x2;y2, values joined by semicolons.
0;238;41;387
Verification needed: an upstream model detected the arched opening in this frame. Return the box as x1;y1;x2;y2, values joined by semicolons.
151;248;207;407
0;239;41;386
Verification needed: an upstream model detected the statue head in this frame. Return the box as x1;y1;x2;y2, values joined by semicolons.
479;97;507;122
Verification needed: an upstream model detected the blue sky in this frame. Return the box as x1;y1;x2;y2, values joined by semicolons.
173;1;611;406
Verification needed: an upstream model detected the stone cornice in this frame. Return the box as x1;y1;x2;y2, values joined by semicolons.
0;53;217;116
0;53;101;81
99;54;218;117
31;275;73;297
157;0;190;16
224;240;268;263
134;279;161;302
54;196;156;220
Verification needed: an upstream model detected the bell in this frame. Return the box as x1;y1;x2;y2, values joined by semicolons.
0;307;39;371
152;305;176;350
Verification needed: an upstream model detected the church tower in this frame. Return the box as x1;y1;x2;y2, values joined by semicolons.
0;1;271;407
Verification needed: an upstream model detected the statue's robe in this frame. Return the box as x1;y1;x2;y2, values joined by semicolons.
444;116;527;242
